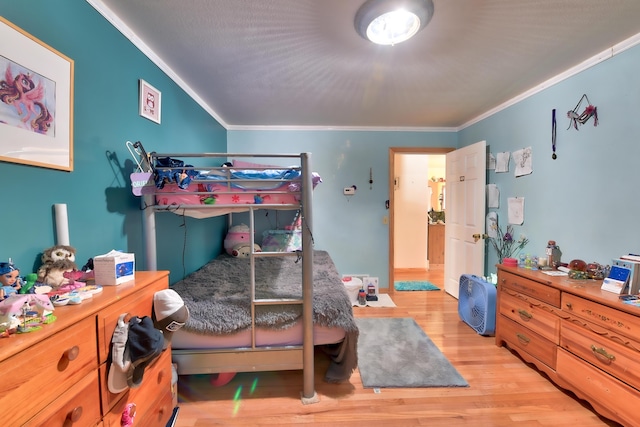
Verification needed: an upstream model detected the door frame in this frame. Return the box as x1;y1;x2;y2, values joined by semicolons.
388;146;455;291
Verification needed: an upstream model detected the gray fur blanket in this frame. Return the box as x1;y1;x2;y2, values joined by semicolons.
170;250;358;382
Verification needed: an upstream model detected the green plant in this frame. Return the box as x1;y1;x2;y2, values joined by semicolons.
489;223;529;264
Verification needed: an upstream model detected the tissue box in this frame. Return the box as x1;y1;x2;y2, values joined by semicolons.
93;250;135;286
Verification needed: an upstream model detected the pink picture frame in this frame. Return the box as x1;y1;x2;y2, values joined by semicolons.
139;79;161;124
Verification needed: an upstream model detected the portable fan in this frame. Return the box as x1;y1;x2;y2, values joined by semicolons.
458;274;497;336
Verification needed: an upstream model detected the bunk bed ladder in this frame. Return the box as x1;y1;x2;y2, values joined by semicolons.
246;152;317;404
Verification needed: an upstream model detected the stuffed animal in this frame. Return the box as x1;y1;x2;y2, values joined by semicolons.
223;224;252;255
231;243;261;258
37;259;77;288
37;245;79;288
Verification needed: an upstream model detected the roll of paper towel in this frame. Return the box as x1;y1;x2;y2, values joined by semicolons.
54;203;70;245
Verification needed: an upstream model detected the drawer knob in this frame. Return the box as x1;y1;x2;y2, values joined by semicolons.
516;333;530;344
65;345;80;361
517;309;533;321
590;345;616;364
67;406;83;422
565;302;572;309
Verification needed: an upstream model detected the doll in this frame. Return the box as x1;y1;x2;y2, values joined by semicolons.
0;260;22;300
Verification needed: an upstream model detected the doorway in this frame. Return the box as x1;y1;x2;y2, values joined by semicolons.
388;147;454;290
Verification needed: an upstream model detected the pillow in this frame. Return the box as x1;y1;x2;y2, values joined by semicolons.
261;229;302;252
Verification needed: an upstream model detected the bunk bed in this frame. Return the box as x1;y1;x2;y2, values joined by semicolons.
137;149;358;404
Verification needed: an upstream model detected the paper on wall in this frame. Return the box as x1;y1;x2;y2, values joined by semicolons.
513;146;533;177
486;212;498;238
508;197;524;225
495;152;510;173
487;184;499;208
487;153;496;170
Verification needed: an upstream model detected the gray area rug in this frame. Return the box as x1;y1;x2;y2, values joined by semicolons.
356;317;468;388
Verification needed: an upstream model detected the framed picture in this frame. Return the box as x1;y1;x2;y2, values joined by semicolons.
0;17;74;171
139;79;161;124
363;277;379;296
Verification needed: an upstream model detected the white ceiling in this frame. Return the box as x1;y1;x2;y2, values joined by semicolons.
89;0;640;130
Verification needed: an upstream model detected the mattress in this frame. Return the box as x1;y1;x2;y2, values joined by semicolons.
172;320;346;349
169;250;358;381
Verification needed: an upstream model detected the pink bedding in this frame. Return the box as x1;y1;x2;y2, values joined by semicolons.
155;181;301;207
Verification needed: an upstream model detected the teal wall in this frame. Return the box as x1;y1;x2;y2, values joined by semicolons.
460;43;640;272
1;1;227;284
228;130;457;286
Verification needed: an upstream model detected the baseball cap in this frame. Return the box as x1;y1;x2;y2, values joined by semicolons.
107;313;131;394
126;315;165;388
152;289;189;349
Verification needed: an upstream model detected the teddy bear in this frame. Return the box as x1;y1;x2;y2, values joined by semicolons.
37;245;79;288
231;243;261;258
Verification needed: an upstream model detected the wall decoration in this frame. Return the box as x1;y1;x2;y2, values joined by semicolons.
0;17;74;171
567;94;598;130
495;152;510;173
139;79;161;124
513;146;532;177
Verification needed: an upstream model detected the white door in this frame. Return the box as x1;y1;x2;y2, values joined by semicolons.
443;141;486;298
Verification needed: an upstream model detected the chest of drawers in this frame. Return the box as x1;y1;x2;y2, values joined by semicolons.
496;266;640;427
0;271;173;426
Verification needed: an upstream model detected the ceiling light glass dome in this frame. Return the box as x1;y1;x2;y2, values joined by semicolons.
355;0;434;46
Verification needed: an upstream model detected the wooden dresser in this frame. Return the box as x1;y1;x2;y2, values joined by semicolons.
496;266;640;426
0;271;174;427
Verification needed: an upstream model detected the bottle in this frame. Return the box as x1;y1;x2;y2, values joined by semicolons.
358;289;367;305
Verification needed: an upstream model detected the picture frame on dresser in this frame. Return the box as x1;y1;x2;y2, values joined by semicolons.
0;17;74;171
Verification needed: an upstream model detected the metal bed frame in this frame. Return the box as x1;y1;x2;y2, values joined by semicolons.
140;152;318;403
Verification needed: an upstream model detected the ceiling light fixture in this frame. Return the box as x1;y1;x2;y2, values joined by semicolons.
355;0;434;46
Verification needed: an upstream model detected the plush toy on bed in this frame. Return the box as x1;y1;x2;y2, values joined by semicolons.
224;224;252;255
231;243;262;258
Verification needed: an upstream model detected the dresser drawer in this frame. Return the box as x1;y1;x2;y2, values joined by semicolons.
0;316;98;426
97;276;168;364
562;293;640;343
500;270;561;307
498;315;557;368
561;319;640;391
557;348;636;427
499;287;561;343
24;371;101;427
102;349;174;427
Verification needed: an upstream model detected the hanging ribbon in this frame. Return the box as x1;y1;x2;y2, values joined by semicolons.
552;109;557;160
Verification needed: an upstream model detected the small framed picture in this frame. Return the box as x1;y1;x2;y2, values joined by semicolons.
363;277;379;296
139;79;161;124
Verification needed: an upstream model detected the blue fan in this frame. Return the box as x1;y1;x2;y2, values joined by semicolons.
458;274;497;336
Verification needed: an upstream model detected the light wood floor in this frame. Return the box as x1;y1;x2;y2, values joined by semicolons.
174;267;621;426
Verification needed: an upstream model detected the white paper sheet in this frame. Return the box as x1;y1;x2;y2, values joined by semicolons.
486;212;498;238
487;184;499;208
508;197;524;225
495;152;510;173
513;146;533;177
487;153;496;170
